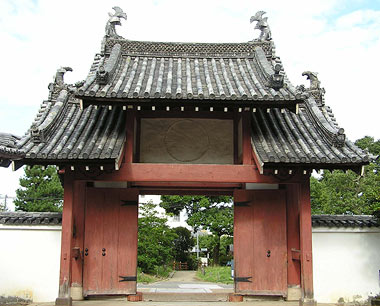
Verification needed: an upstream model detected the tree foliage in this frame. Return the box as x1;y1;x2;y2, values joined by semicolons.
172;226;195;262
14;165;63;212
311;136;380;215
160;195;233;265
138;201;177;273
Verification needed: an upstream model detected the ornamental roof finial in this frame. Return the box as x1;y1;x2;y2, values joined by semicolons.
105;6;127;38
250;11;272;41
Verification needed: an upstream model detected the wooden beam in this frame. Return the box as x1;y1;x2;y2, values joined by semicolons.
71;163;307;184
132;182;242;188
299;180;316;304
56;173;74;306
90;163;308;184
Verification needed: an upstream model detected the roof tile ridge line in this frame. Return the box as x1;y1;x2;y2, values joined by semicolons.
297;109;339;163
255;46;283;99
345;139;370;162
97;43;123;89
302;97;347;150
32;89;70;144
319;103;340;130
77;55;105;95
306;97;341;135
17;101;52;148
271;56;295;99
251;51;274;99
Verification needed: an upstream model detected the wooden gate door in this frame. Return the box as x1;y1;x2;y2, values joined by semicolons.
234;190;287;296
83;188;138;296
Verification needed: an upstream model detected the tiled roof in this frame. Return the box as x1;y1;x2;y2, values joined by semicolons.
312;215;379;228
13;88;126;164
0;212;62;225
76;39;305;103
251;97;369;169
0;34;369;170
0;133;24;167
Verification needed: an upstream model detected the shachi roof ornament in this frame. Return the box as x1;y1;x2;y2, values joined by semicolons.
299;71;326;106
250;11;272;41
105;6;127;38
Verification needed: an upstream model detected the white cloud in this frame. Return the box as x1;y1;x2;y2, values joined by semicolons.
0;0;379;204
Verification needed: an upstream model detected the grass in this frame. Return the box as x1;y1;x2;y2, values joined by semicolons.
196;265;233;284
137;270;160;283
137;266;173;284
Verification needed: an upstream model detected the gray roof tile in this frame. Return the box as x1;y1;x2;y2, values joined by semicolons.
76;40;302;102
312;215;379;228
0;212;62;225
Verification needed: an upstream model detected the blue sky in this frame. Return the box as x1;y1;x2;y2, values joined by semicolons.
0;0;379;207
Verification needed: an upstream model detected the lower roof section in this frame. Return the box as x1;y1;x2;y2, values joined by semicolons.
2;82;370;172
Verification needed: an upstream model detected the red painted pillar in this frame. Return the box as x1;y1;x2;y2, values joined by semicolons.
286;184;301;300
56;173;75;306
299;180;316;305
70;181;86;300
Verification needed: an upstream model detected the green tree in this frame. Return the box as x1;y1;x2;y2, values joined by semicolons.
160;195;233;265
173;226;195;262
311;136;380;215
138;201;177;273
14;165;63;212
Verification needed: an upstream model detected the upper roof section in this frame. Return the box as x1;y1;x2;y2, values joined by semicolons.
76;9;305;106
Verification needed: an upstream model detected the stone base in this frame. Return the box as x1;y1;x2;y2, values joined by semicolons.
55;297;72;306
299;298;317;306
127;292;143;302
70;286;84;301
228;294;243;302
287;286;302;301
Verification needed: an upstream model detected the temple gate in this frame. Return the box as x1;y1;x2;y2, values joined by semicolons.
0;8;369;306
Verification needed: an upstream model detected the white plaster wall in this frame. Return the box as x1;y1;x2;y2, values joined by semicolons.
312;227;380;303
0;225;61;303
